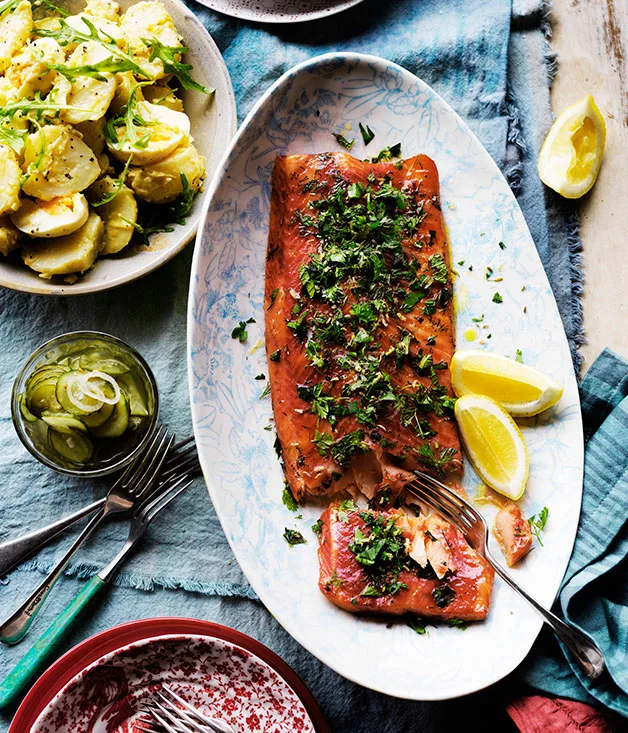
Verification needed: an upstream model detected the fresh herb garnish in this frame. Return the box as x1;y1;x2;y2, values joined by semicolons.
260;383;271;399
528;506;549;546
432;584;456;608
269;349;281;362
282;482;299;511
49;57;141;82
333;132;354;150
313;430;367;466
371;142;402;162
91;156;134;208
498;241;506;250
312;519;324;536
448;618;467;630
336;498;358;522
231;317;255;343
415;444;458;476
283;528;307;546
359;122;375;146
36;18;150;78
349;512;410;598
492;292;503;304
407;616;428;635
142;37;214;94
515;349;523;363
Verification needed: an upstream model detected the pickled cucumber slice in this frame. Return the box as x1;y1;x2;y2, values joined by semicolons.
49;429;93;464
41;412;88;434
91;392;129;438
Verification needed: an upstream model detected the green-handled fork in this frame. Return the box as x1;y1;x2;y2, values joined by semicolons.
0;464;200;711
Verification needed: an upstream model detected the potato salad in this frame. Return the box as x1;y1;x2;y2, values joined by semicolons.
0;0;210;280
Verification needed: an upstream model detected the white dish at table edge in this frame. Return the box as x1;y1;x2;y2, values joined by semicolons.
197;0;363;24
188;52;583;700
0;0;237;296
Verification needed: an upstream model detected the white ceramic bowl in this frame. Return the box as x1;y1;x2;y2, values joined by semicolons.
0;0;237;296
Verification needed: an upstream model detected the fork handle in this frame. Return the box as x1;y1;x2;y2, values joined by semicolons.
488;554;606;680
0;509;106;646
0;575;106;711
0;498;106;577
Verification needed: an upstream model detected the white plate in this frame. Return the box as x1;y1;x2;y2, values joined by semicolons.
32;634;315;732
188;53;583;700
0;0;237;296
197;0;363;23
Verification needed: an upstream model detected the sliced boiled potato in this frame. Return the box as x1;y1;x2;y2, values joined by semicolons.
74;118;106;156
87;176;137;254
142;83;184;112
61;42;117;124
22;211;104;277
110;71;143;115
0;144;21;215
120;1;181;79
0;215;22;257
11;193;89;238
6;37;64;98
127;141;205;203
107;102;190;165
22;125;101;201
84;0;121;22
64;13;124;46
0;0;32;74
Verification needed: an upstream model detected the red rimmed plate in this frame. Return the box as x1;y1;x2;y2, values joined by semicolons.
9;618;329;733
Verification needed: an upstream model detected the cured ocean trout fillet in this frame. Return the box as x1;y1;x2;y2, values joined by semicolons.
318;502;494;620
265;152;461;501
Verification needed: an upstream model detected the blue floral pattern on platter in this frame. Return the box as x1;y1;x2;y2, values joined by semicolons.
187;53;583;700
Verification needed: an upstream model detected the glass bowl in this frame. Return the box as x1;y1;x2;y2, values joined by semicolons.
11;331;159;477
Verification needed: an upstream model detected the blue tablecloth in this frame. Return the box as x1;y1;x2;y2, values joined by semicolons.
1;0;601;730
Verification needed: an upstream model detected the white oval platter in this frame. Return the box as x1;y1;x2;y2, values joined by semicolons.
0;0;237;296
188;52;583;700
198;0;363;23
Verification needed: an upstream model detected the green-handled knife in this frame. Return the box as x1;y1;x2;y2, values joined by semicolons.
0;470;197;711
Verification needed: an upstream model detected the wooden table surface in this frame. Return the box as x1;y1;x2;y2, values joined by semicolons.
551;0;628;369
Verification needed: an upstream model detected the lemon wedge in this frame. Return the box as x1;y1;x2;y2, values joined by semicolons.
538;94;606;198
455;394;529;500
451;350;563;416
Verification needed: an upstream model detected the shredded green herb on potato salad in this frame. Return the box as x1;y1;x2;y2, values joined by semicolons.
0;0;212;280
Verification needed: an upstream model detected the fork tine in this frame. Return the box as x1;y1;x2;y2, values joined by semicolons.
414;471;478;523
136;475;195;523
161;685;233;733
146;704;189;733
171;435;195;452
160;452;200;480
151;700;198;732
410;478;475;531
121;426;167;489
406;483;469;534
130;432;176;499
155;693;207;732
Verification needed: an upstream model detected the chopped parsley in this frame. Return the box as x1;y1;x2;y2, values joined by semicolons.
333;132;354;150
414;444;458;476
231;317;255;343
492;292;503;304
448;618;468;630
283;528;307;546
336;499;358;522
407;616;428;635
515;349;523;363
313;430;368;466
498;241;506;250
312;519;324;536
349;512;411;598
432;584;456;608
254;373;265;380
371;142;402;162
528;506;549;546
282;482;299;512
359;122;375;146
269;349;281;362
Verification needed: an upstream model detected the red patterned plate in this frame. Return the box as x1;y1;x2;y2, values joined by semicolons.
9;618;329;733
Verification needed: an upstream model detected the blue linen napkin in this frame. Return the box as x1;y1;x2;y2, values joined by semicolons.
517;348;628;717
0;0;595;730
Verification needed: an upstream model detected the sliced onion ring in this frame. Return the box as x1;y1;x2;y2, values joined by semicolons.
80;371;121;406
66;375;103;413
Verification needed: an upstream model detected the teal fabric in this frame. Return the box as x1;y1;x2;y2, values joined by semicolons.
0;1;596;731
518;349;628;717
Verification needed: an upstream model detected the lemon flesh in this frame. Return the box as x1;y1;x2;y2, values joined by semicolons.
455;394;529;500
538;94;606;199
451;350;563;416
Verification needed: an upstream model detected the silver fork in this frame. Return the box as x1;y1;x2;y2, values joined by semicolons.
137;685;234;733
407;471;606;680
0;426;175;645
0;436;198;578
0;466;199;712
